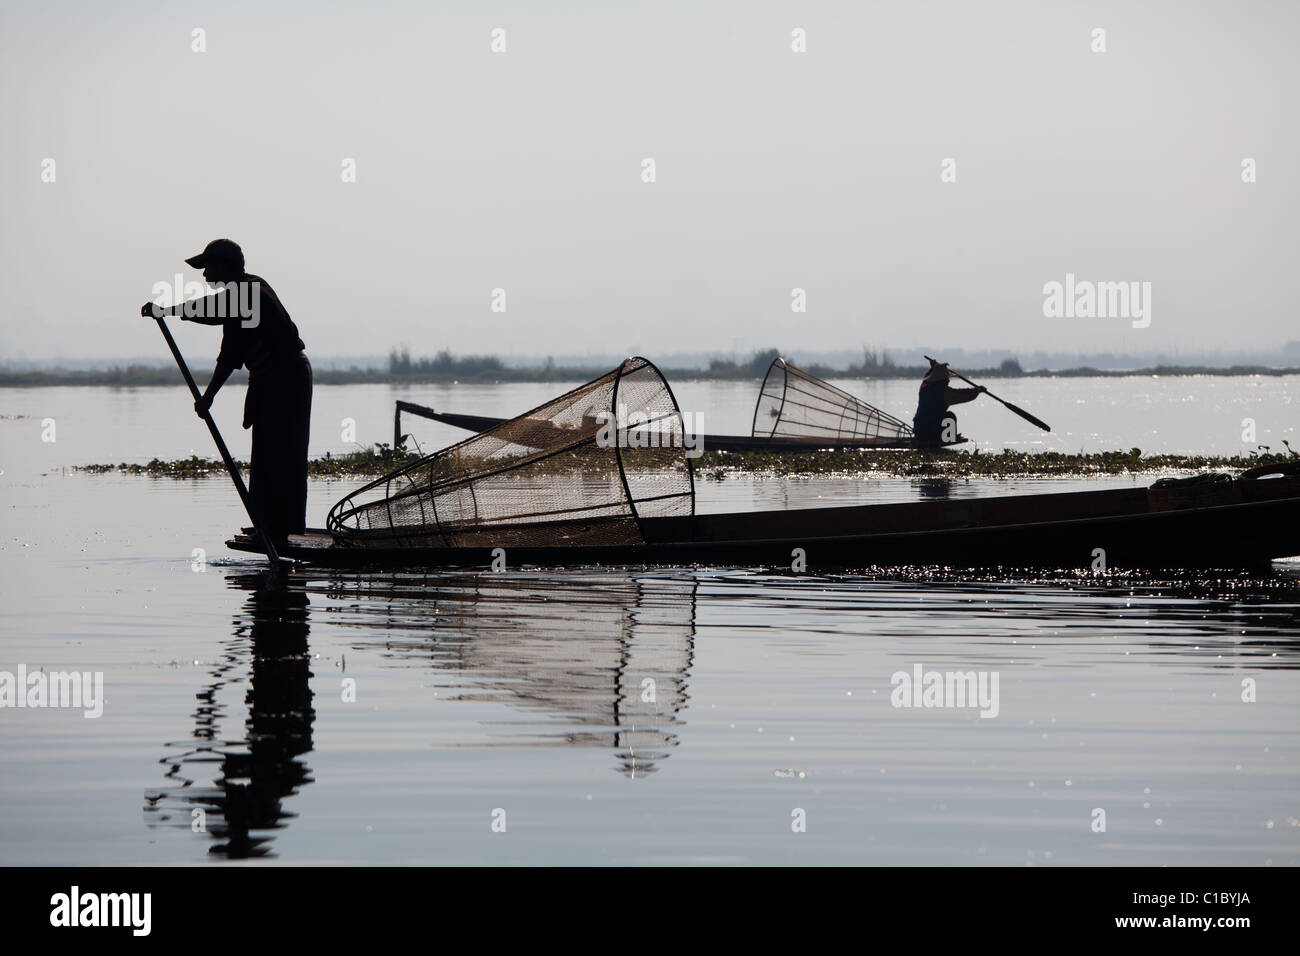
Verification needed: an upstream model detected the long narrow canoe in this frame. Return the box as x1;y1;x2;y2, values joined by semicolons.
228;465;1300;570
393;402;960;452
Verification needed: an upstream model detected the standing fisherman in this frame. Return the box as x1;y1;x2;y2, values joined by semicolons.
913;358;984;447
142;239;312;548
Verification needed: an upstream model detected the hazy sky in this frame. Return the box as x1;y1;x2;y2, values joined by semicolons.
1;0;1296;362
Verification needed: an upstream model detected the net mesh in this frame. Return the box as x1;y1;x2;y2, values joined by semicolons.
327;358;694;548
751;357;914;446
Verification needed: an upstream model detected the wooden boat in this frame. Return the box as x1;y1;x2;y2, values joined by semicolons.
230;359;1299;571
393;357;965;452
393;404;940;452
228;463;1300;570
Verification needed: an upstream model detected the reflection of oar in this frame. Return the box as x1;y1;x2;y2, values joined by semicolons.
925;355;1051;432
151;315;290;567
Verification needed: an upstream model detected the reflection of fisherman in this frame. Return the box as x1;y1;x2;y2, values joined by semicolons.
144;572;315;859
913;359;984;447
220;577;315;857
141;239;312;546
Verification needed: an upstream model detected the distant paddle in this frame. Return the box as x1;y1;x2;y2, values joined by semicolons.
924;355;1051;433
149;313;290;568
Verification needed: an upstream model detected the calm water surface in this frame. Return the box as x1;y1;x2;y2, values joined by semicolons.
0;379;1297;865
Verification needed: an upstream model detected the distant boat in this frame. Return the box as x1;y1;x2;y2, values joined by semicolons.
392;356;964;452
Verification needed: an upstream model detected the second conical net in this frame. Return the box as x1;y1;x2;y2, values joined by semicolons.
751;357;914;446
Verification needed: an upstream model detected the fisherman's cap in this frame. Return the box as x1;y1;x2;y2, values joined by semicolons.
185;238;244;270
922;359;951;384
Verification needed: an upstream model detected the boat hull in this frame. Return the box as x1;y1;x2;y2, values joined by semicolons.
228;473;1300;570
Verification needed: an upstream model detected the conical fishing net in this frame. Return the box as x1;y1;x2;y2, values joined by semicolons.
327;358;694;548
751;357;914;446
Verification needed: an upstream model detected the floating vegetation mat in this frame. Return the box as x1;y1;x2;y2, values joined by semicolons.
76;446;420;479
76;446;1298;480
694;447;1298;479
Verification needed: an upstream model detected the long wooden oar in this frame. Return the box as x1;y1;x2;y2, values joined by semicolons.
924;355;1051;432
152;315;290;567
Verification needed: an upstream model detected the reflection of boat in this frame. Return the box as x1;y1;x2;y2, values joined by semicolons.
318;572;697;776
231;359;1300;570
144;571;315;858
393;356;962;452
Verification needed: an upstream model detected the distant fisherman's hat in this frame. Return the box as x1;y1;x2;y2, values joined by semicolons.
185;238;244;270
922;359;950;385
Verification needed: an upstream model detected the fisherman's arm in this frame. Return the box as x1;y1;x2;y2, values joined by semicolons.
944;385;985;405
140;288;231;325
193;323;246;417
194;360;238;416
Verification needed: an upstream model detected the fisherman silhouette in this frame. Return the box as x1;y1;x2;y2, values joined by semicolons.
143;239;312;545
913;358;984;447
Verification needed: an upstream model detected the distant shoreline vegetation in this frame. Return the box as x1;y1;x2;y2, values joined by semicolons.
4;347;1300;387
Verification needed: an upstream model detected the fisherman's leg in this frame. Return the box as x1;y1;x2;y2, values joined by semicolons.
286;359;312;535
268;360;312;538
913;417;942;448
252;398;297;543
247;422;271;535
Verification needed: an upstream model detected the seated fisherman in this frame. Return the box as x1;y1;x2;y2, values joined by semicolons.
913;359;984;447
